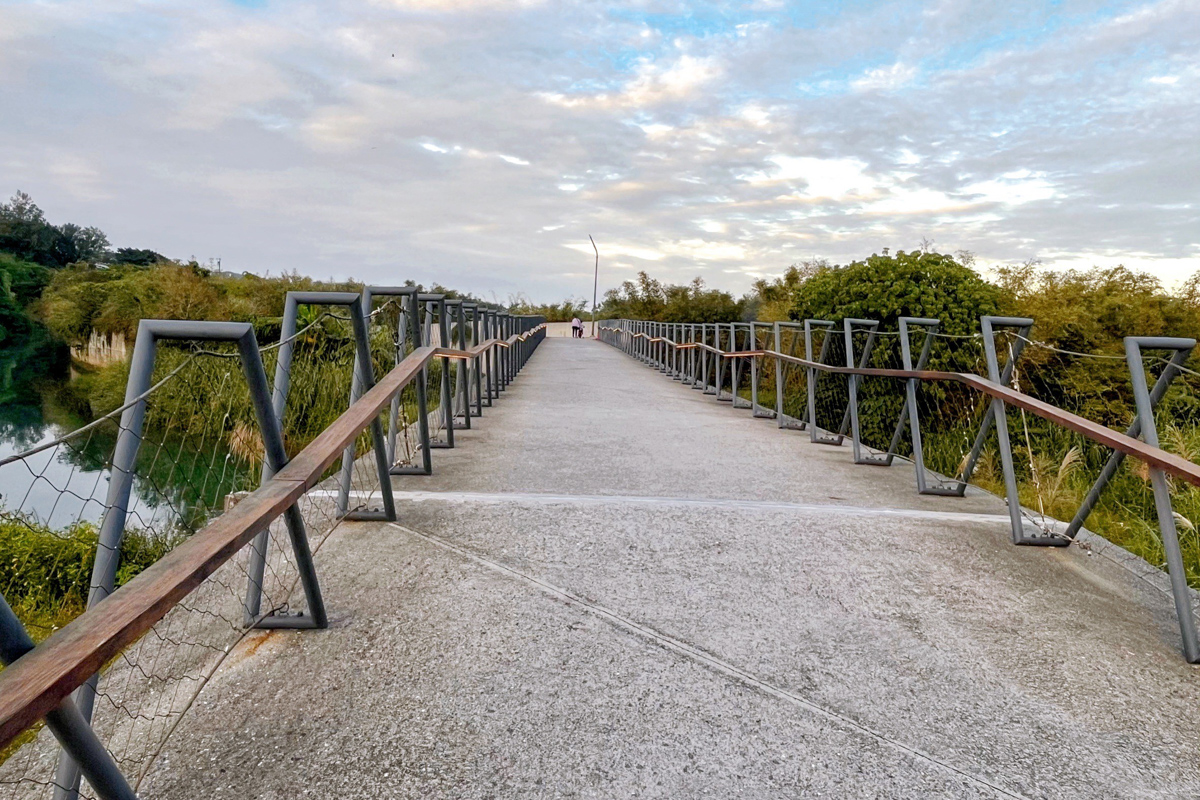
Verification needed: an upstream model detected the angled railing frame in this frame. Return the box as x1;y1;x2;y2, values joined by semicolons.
360;286;434;477
52;319;328;800
729;323;753;410
597;317;1200;663
895;317;953;494
420;294;455;449
773;322;806;430
245;289;385;628
0;318;545;795
804;320;841;445
749;322;776;419
0;595;136;800
843;318;884;466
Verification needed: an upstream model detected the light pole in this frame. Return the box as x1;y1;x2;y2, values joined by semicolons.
589;235;599;337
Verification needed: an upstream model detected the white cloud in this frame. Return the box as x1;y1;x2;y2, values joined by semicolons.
963;170;1059;205
636;122;675;138
542;54;723;110
852;62;918;92
745;156;875;199
625;55;723;105
0;0;1196;302
865;187;962;215
565;241;663;261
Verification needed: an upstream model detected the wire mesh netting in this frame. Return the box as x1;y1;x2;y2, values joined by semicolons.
765;322;1200;587
0;303;431;797
597;313;1200;592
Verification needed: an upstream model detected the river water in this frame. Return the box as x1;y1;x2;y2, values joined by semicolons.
0;338;236;533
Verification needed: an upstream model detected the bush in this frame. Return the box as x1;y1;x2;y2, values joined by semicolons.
789;250;1003;335
0;517;172;641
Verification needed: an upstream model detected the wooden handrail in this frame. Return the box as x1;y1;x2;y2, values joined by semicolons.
598;325;1200;489
0;330;537;748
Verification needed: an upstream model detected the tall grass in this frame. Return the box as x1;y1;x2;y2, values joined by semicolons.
0;517;174;644
745;343;1200;588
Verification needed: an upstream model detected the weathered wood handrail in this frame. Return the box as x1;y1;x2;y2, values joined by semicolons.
600;325;1200;488
0;330;541;749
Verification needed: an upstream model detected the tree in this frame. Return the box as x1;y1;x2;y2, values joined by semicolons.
600;272;743;323
110;248;166;266
52;223;110;265
789;250;1001;336
0;192;110;267
749;259;828;321
990;263;1200;424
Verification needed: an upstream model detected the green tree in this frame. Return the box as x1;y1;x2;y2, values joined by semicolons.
111;248;165;266
749;260;828;322
991;263;1200;425
601;272;743;323
789;250;1002;335
0;192;109;268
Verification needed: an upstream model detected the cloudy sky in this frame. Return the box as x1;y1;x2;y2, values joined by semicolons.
1;0;1198;302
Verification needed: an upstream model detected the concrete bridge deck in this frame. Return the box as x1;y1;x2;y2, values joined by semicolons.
144;338;1199;798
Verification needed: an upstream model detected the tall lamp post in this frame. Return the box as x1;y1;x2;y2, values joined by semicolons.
589;235;599;337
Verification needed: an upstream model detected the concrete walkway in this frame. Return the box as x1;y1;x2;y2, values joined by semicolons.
145;338;1200;799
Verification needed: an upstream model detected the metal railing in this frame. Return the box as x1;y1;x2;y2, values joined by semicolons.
597;317;1200;665
0;291;544;799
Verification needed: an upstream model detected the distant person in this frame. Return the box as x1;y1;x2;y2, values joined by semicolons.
571;316;583;338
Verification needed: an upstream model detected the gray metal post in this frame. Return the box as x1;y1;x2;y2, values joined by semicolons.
247;290;386;623
689;324;698;385
57;320;328;800
1124;337;1200;661
774;322;805;430
731;323;751;409
422;295;455;448
443;300;469;430
350;287;432;477
750;323;773;418
496;312;508;392
1;595;139;800
333;293;397;522
677;324;686;381
715;324;731;401
483;309;496;405
1064;343;1192;538
843;318;887;465
955;316;1032;494
892;318;962;495
971;316;1060;546
500;312;511;386
464;303;483;418
392;289;434;475
774;322;785;424
805;320;841;445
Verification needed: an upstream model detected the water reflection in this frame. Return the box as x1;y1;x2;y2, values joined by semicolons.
0;338;250;534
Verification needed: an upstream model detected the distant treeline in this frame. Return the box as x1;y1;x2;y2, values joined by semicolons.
599;250;1200;375
0;190;517;339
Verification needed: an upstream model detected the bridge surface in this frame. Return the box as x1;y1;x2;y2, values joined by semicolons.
141;338;1198;799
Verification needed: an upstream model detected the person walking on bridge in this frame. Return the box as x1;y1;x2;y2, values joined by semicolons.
571;316;583;338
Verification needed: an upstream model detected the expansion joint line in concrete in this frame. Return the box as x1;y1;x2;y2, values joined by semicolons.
380;489;1015;526
387;521;1031;800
